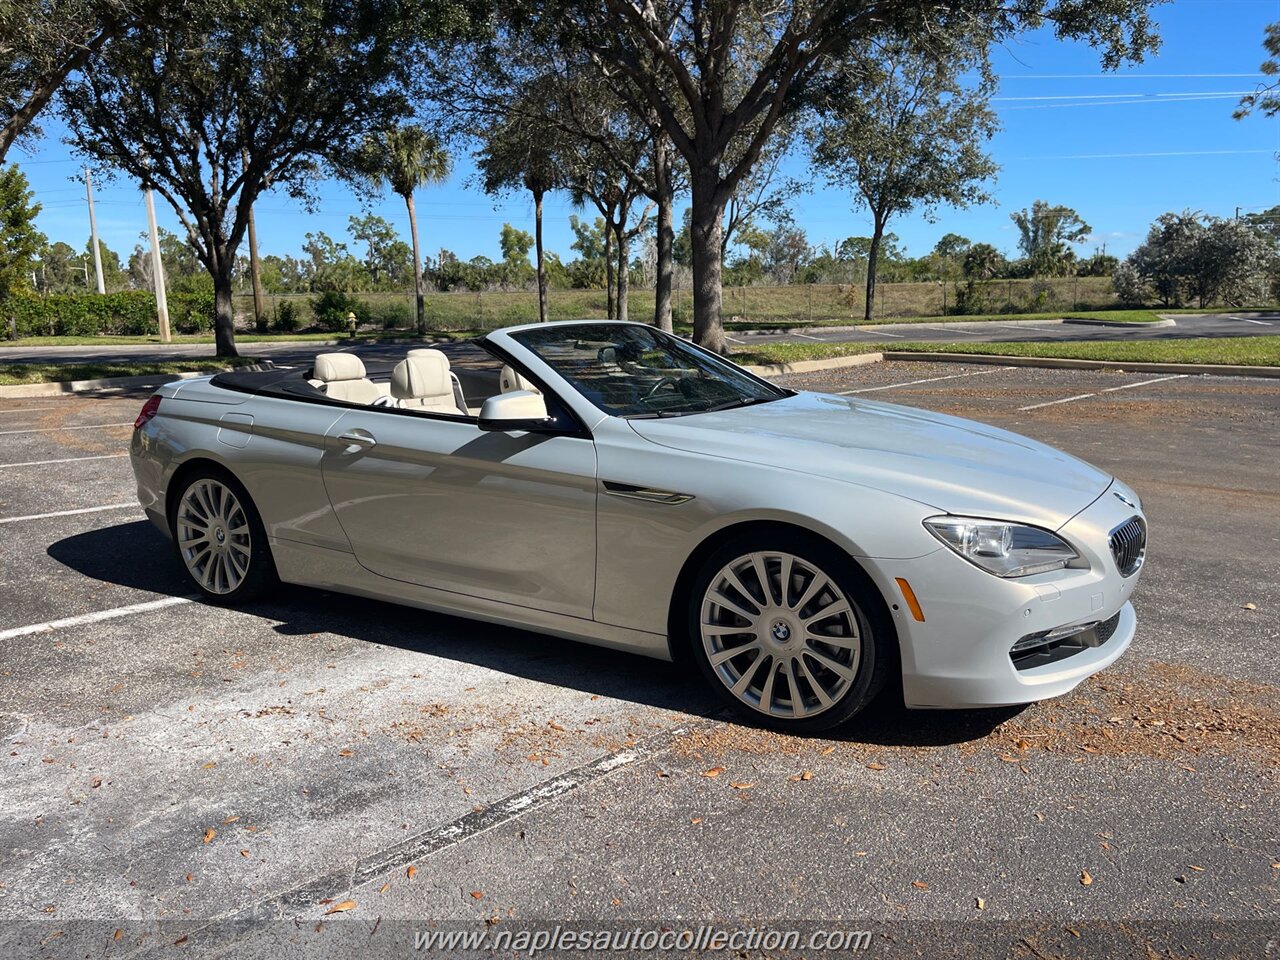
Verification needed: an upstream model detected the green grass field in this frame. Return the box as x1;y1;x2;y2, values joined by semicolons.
738;337;1280;368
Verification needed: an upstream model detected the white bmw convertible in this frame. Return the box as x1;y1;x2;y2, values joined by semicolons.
130;321;1146;731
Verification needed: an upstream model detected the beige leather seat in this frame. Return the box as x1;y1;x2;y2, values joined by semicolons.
406;348;468;411
313;353;381;405
499;364;540;395
391;352;465;415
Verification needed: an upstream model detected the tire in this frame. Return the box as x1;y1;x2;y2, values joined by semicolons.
686;530;895;733
169;466;278;605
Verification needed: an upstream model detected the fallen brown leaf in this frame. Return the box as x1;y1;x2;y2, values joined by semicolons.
729;781;754;790
866;762;886;771
113;929;123;941
239;850;249;858
378;883;390;894
470;891;484;900
912;881;928;890
690;818;703;825
702;766;725;778
222;815;239;824
1080;871;1094;886
323;900;356;915
338;749;354;757
202;829;216;844
174;934;188;946
975;898;986;911
1242;602;1257;611
406;866;417;880
821;745;836;755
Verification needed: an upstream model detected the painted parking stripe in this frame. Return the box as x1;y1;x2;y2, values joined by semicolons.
839;367;1012;395
0;595;193;641
933;325;983;336
792;332;826;341
0;422;132;436
1099;374;1189;393
0;453;129;469
0;503;135;524
1020;392;1098;411
725;335;745;344
1019;374;1190;411
1229;315;1272;326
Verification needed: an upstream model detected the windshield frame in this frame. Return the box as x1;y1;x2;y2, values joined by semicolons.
504;322;793;420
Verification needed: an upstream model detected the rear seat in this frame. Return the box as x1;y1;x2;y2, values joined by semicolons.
391;352;466;415
311;353;382;405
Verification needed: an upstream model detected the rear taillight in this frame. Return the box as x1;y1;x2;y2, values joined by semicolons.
134;396;162;429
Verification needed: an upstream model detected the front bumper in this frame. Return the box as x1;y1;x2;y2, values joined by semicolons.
873;487;1144;709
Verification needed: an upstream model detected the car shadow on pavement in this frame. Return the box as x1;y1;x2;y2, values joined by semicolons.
49;519;1021;748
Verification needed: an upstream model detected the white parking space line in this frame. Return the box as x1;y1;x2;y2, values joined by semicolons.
0;503;136;524
0;422;132;436
724;335;745;344
0;407;79;415
1020;392;1098;411
1229;315;1272;326
1099;374;1189;393
0;595;193;641
1019;374;1190;411
871;330;905;338
839;367;1012;395
932;325;983;336
0;453;129;469
792;333;826;341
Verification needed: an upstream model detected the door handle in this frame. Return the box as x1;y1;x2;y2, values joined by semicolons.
337;431;377;449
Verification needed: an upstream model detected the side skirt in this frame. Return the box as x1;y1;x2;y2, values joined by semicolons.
270;538;672;660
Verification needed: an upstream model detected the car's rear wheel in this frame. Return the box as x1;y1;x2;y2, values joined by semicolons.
687;532;893;732
171;468;277;604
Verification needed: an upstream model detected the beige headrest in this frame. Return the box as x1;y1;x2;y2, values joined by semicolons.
391;353;451;400
314;353;366;382
407;348;451;363
500;364;540;395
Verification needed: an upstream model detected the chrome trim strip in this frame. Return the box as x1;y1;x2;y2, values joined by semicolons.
602;481;694;505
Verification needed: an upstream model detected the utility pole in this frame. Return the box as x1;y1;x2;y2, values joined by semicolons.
243;150;266;330
144;187;172;342
84;167;105;294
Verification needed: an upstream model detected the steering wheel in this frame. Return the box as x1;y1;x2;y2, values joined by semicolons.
643;376;681;399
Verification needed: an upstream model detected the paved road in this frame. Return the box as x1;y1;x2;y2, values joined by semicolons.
0;312;1275;369
0;364;1276;957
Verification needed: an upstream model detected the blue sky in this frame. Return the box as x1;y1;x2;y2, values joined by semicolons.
14;0;1280;268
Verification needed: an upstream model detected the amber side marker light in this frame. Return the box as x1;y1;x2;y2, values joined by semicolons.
895;578;926;622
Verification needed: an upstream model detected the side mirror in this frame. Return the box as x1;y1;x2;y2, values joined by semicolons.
478;390;553;432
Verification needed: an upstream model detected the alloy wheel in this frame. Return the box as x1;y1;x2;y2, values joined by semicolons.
176;478;252;595
700;551;862;718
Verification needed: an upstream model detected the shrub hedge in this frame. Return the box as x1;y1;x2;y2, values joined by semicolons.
3;292;215;338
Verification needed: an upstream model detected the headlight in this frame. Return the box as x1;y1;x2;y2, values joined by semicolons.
924;516;1078;578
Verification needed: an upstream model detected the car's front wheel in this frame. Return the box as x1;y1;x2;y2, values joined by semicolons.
687;532;894;732
170;468;277;604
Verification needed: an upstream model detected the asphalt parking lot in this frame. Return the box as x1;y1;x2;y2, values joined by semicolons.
1;362;1277;959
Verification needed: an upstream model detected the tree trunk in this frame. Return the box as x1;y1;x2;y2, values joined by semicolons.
864;215;886;323
689;171;727;352
405;191;426;335
616;226;629;323
604;227;615;321
213;264;238;358
533;187;548;323
653;145;674;333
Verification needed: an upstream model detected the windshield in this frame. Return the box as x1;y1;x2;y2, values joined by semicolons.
509;324;790;418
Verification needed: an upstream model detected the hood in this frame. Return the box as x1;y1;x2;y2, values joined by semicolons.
629;391;1111;529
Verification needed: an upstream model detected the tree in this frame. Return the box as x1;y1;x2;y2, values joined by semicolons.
357;125;452;335
1127;211;1276;307
810;32;996;320
1235;21;1279;120
349;213;412;288
0;164;45;298
497;223;536;287
1011;201;1091;277
931;233;973;281
61;0;447;356
473;76;569;324
0;0;161;163
532;0;1160;351
963;242;1006;280
303;231;369;293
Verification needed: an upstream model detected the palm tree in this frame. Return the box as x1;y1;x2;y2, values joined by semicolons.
362;126;451;335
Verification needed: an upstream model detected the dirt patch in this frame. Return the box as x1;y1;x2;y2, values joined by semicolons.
980;661;1280;771
667;661;1280;776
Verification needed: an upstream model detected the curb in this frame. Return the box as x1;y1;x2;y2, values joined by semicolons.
733;316;1171;337
879;352;1280;378
0;363;271;398
740;352;883;377
1061;317;1176;328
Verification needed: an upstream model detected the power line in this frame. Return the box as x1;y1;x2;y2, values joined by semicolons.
993;73;1265;80
993;90;1252;101
1003;93;1247;110
1008;148;1275;161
